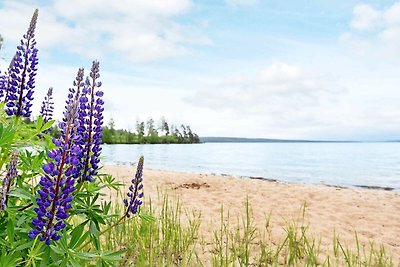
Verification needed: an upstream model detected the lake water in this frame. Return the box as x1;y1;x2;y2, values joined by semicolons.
102;143;400;190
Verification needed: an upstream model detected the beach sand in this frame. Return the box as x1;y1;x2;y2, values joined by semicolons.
103;165;400;263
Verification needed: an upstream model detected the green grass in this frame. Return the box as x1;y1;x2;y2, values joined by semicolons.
101;193;396;266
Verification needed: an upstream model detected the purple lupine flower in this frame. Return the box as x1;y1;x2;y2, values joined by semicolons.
123;156;144;218
78;61;104;182
28;69;84;245
1;55;17;103
0;152;19;211
5;9;39;117
0;71;4;100
40;87;54;123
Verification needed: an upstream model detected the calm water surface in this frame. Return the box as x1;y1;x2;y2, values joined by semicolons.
102;143;400;190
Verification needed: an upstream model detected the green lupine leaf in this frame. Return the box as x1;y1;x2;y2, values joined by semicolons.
50;245;64;255
69;223;86;249
89;221;99;237
14;240;34;252
9;187;33;200
41;120;54;132
35;116;43;131
6;218;14;243
73;251;97;261
100;250;126;262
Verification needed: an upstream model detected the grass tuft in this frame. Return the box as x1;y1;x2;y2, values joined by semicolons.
102;193;396;266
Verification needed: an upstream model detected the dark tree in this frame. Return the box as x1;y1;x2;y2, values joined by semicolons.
186;125;194;143
59;116;201;144
181;124;187;139
160;117;170;136
146;118;157;136
136;120;145;137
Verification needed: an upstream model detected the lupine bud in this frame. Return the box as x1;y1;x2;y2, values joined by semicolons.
124;156;144;218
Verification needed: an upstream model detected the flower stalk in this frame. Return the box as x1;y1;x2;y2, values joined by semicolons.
28;69;84;244
0;151;19;211
78;61;104;182
40;87;54;123
124;156;144;217
5;9;39;117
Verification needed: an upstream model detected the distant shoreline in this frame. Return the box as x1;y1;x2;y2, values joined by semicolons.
200;136;398;143
103;138;400;144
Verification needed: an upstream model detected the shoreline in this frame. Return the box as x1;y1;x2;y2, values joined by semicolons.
102;163;398;192
103;165;400;261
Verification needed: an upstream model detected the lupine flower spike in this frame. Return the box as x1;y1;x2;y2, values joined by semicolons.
0;70;4;100
0;152;19;211
40;87;54;123
1;55;17;103
78;61;104;182
28;69;84;245
124;156;144;218
5;9;39;117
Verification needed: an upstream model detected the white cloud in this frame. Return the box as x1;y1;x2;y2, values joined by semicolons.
350;4;381;31
185;63;348;138
0;0;209;63
383;2;400;26
344;2;400;57
26;61;197;134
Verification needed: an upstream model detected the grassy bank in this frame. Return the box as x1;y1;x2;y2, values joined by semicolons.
101;192;396;266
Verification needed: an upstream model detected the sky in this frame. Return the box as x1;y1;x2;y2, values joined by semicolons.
1;0;400;141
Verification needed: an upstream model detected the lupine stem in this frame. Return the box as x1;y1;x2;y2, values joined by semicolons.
18;202;33;211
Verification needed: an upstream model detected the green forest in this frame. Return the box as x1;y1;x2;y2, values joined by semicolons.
50;117;200;144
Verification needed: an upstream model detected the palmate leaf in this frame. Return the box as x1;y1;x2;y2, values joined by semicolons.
14;240;34;252
49;228;95;267
8;187;34;200
0;122;16;147
34;116;54;132
19;150;46;174
72;193;107;225
95;250;126;266
69;222;90;249
98;174;124;191
35;116;43;131
0;249;23;267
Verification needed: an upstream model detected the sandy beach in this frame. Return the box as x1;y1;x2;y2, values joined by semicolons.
103;165;400;263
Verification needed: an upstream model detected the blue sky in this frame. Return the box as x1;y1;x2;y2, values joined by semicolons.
1;0;400;140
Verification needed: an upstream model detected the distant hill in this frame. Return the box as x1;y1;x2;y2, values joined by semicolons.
199;137;357;143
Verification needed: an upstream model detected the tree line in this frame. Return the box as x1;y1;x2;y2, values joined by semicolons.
101;117;200;144
49;117;200;144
